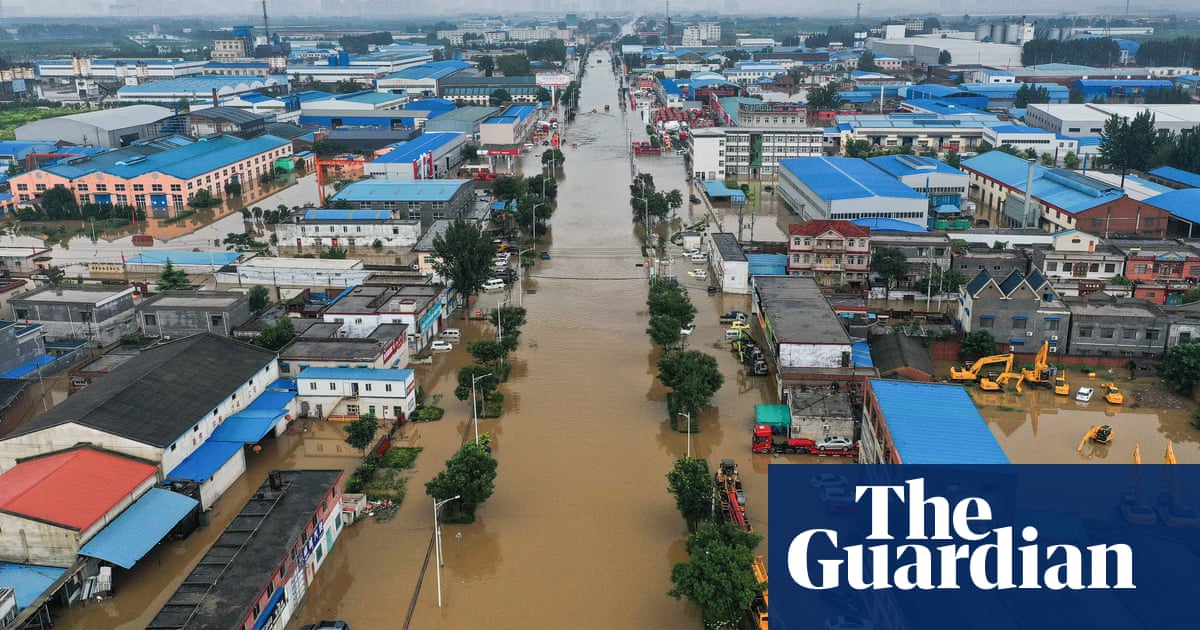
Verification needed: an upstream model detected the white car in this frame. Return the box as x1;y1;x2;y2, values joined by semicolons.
687;269;708;279
824;616;876;630
810;473;849;489
430;340;453;352
817;436;855;451
1075;386;1095;403
681;248;700;257
482;278;506;291
819;486;852;504
680;323;695;336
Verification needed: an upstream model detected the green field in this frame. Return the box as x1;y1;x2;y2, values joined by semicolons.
0;106;80;141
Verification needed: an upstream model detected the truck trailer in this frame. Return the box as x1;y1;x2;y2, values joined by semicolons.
752;424;858;457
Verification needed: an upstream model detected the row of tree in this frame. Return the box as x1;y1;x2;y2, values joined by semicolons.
646;280;696;350
455;307;528;418
1021;38;1120;67
629;173;684;223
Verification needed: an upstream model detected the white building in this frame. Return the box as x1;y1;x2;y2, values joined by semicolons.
296;367;417;422
215;257;371;289
706;233;750;295
274;209;422;253
691;128;824;180
1025;103;1200;139
753;276;859;393
682;23;722;47
981;125;1079;163
321;284;449;352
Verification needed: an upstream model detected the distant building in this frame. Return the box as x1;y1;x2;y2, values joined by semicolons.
275;208;422;255
1025;103;1200;139
328;179;475;230
1029;230;1127;297
136;291;254;339
171;107;270;139
867;335;935;382
0;320;45;377
1110;239;1200;305
439;75;540;106
364;132;469;180
279;322;410;378
786;221;872;291
14;105;174;148
9;285;138;348
0;247;52;276
423;106;503;137
778;157;930;229
1063;292;1169;358
690;127;823;180
753;276;864;392
705;233;749;294
682;23;722;47
215;257;371;289
957;268;1070;354
951;242;1031;280
321;284;450;352
478;105;538;147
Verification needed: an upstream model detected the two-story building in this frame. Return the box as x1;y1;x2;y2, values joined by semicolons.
274;208;423;256
951;243;1030;281
866;231;952;291
1110;240;1200;305
136;291;254;339
0;321;46;378
786;220;871;291
278;322;410;379
321;284;449;352
690;127;824;180
1029;230;1127;297
327;179;476;231
296;367;417;422
1064;292;1170;358
958;268;1071;354
10;285;139;348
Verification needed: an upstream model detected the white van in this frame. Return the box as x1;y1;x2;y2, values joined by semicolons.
691;253;708;263
440;328;461;341
483;279;506;291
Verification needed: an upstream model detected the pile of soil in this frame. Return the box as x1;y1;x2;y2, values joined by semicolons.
1131;381;1189;409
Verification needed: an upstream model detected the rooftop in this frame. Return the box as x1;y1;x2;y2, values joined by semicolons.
138;291;246;310
21;105;173;132
865;154;966;178
789;220;871;238
1063;292;1168;318
125;251;242;267
146;470;342;630
117;75;279;95
1145;189;1200;225
960;151;1125;214
383;60;471;81
1148;166;1200;189
868;334;935;378
780;157;927;201
870;380;1009;464
324;284;440;315
754;276;852;345
850;217;927;233
297;367;414;382
0;447;158;531
9;334;275;448
330;178;471;203
371;132;468;164
42;134;291;182
12;285;133;305
413;218;453;252
238;256;364;270
710;233;746;262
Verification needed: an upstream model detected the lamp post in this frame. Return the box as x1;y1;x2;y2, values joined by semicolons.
678;411;692;458
512;248;529;307
433;494;461;607
471;372;493;445
530;202;547;246
495;297;510;344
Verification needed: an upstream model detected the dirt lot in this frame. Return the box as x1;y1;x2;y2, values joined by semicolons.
1130;380;1191;409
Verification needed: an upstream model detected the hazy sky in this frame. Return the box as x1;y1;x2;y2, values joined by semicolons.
2;0;1199;19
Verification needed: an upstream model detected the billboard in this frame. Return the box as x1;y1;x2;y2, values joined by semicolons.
535;73;572;88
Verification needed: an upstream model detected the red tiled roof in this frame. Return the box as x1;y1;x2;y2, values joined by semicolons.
788;220;871;237
0;448;157;531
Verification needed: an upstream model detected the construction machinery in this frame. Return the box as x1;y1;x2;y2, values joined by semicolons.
1078;425;1114;451
981;368;1024;392
748;556;769;630
1120;445;1157;525
1155;442;1199;527
1053;373;1071;396
950;353;1014;382
1100;382;1125;405
715;459;751;532
1021;341;1054;386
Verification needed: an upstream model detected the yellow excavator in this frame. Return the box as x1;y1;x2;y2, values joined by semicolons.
1053;372;1071;396
1156;441;1198;527
1120;445;1157;525
951;353;1014;382
1078;424;1114;451
1020;340;1070;394
982;369;1025;392
1100;382;1124;405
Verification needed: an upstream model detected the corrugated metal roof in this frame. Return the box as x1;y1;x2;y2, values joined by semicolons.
165;440;244;482
297;366;414;382
0;563;66;611
1148;166;1200;189
371;132;466;164
78;488;198;569
755;404;791;427
303;209;392;221
209;409;286;443
870;380;1009;464
330;179;471;203
849;218;927;233
248;390;296;411
25;104;173;131
780;157;927;201
851;341;873;367
1146;188;1200;224
117;76;279;95
0;448;158;531
126;251;241;266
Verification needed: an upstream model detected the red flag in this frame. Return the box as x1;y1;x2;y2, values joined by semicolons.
131;210;138;225
121;253;126;264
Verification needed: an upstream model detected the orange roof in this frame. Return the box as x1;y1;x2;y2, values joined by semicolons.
788;220;870;238
0;448;157;531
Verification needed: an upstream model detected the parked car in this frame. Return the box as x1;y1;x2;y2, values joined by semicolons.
682;248;700;257
819;486;852;503
540;251;551;260
725;328;747;340
687;268;708;279
680;323;695;336
817;436;855;451
1075;387;1095;403
301;622;349;630
689;194;701;203
720;310;748;323
690;253;708;263
430;340;453;352
482;278;506;291
440;328;461;341
824;616;875;630
810;473;849;489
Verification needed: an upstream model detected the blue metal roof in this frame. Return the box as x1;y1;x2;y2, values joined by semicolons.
904;84;967;99
700;180;747;202
371;132;467;164
961;151;1124;214
126;251;241;266
78;488;198;569
490;201;510;211
335;91;406;105
503;105;535;121
987;124;1054;135
303;209;392;221
383;60;470;80
1148;166;1200;189
117;75;278;95
850;217;928;232
851;341;873;367
248;390;296;411
298;367;415;382
900;99;987;116
405;98;456;111
0;355;55;379
42;134;290;182
330;179;471;203
866;154;963;177
209;409;287;443
870;380;1009;464
165;440;244;482
781;157;927;201
1146;189;1200;224
746;253;787;276
0;563;66;611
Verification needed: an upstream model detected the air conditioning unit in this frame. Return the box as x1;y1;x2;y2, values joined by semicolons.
1050;335;1059;341
1049;347;1058;353
1027;331;1034;336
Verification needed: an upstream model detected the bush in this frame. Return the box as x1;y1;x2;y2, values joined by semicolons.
364;468;408;501
414;406;445;422
381;446;423;469
346;472;366;493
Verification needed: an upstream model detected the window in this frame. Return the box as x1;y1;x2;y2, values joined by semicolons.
16;183;27;191
15;309;27;320
1045;262;1058;271
95;184;107;192
309;382;317;390
1078;328;1092;338
1101;328;1115;339
1104;263;1115;273
385;383;393;392
133;184;145;192
330;383;336;390
1062;262;1072;272
170;184;182;192
80;311;93;322
76;183;88;192
210;315;223;327
144;314;157;325
1012;317;1027;329
365;384;372;392
1146;329;1160;341
1134;264;1148;274
980;318;995;329
1043;319;1060;331
115;183;126;191
1123;329;1137;339
1181;332;1192;343
151;184;163;192
347;404;359;415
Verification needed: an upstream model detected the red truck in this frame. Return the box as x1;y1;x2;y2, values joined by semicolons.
752;424;858;457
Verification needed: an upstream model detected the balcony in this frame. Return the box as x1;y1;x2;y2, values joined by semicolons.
812;259;843;271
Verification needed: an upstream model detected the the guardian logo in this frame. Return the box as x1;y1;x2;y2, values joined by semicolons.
787;478;1135;591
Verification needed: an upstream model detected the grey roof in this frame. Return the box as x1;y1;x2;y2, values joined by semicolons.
425;105;501;124
262;122;308;139
8;333;275;448
0;379;28;412
964;269;993;296
754;276;851;345
787;387;854;419
1063;292;1168;318
868;334;935;379
711;233;747;262
12;285;132;305
138;290;246;310
440;75;537;87
147;469;342;630
188;107;268;125
40;104;174;131
413;218;453;252
280;323;406;361
325;284;439;315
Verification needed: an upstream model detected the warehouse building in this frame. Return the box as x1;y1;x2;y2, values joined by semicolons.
862;380;1009;464
328;179;475;230
778;157;930;229
15;105;174;148
1024;103;1200;139
364;132;469;180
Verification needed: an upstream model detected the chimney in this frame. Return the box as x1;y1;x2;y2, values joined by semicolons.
212;88;219;108
1023;159;1036;229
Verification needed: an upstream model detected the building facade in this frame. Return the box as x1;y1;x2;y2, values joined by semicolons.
275;209;422;255
296;367;417;422
786;221;872;290
1112;240;1200;305
327;179;475;231
1029;230;1127;296
1064;292;1169;358
10;286;138;347
957;269;1071;354
136;291;254;339
690;128;824;180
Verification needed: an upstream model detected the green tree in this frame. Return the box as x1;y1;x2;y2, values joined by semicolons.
658;350;724;417
1069;88;1085;104
477;55;495;76
869;247;909;298
40;185;79;220
432;219;496;302
526;174;557;200
467;338;507;368
938;49;952;65
648;282;696;325
320;246;348;259
425;441;498;523
1098;110;1159;177
1182;287;1200;304
1063;152;1080;169
248;285;270;313
541;149;566;168
491;175;526;202
344;414;381;453
536;86;552;102
495;54;532;77
44;265;67;287
454;363;501;407
487;305;528;337
256;316;296;351
1160;340;1200;395
805;83;841;111
1040;152;1055;166
1014;83;1051;108
188;189;221;208
856;50;880;72
666;458;713;532
647;314;683;349
960;330;998;361
460;144;479;161
945;149;960;168
489;88;512;106
668;522;762;630
157;260;191;291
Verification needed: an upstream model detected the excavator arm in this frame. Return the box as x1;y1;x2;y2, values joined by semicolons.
951;353;1014;381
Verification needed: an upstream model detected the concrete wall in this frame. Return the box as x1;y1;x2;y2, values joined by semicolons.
0;323;46;375
10;289;138;347
275;219;422;251
197;449;247;511
1067;313;1170;358
0;424;156;473
140;299;253;339
0;512;81;567
778;342;851;368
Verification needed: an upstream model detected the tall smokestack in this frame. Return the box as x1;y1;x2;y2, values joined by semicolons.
212;88;219;108
1023;159;1036;229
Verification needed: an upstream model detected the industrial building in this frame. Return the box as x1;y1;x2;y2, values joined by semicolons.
1063;293;1170;358
375;60;472;97
215;257;371;289
832;113;998;155
278;322;410;377
423;106;503;137
364;132;469;180
777;157;930;230
14;105;174;148
321;284;451;353
439;75;540;105
861;380;1009;464
115;75;283;104
9;285;139;348
980;125;1080;164
478;105;538;147
327;178;475;230
274;208;423;254
1024;103;1200;139
690;127;823;180
295;367;417;422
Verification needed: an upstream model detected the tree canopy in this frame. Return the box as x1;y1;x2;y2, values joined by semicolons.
960;330;998;361
805;83;841;111
157;261;191;291
344;414;381;453
658;350;724;417
256;316;296;351
1160;340;1200;396
431;219;496;299
1097;110;1158;174
425;441;499;523
869;247;909;298
669;522;762;630
667;458;713;532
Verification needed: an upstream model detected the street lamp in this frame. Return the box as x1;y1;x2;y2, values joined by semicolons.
495;297;510;344
512;248;529;307
530;202;548;246
433;494;461;608
678;411;692;458
471;372;493;445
